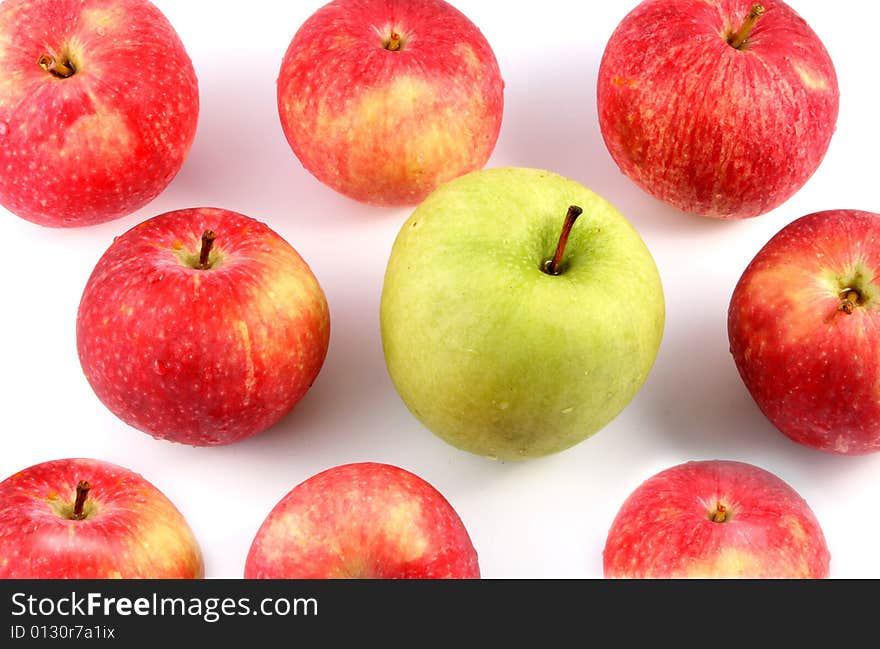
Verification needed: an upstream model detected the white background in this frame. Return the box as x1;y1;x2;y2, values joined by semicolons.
2;0;878;579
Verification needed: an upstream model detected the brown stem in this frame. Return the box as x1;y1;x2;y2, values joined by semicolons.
38;54;76;78
728;4;765;49
838;288;861;315
72;481;91;520
712;502;728;523
385;31;402;51
198;231;217;270
543;205;583;276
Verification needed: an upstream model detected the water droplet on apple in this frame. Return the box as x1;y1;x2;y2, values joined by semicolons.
0;122;7;137
153;359;169;376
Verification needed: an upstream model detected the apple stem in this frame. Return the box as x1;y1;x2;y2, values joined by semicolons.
72;481;91;521
728;4;765;49
198;231;217;270
712;502;728;523
38;54;76;79
838;288;861;315
543;205;583;276
385;31;402;51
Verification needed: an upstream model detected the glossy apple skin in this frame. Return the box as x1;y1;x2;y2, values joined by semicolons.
0;458;203;579
728;210;880;454
380;167;665;460
597;0;838;219
245;462;479;579
277;0;504;207
0;0;198;227
603;460;830;578
76;207;330;446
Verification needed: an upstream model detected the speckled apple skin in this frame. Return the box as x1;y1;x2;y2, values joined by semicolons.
597;0;838;219
277;0;504;207
244;463;480;579
0;0;199;227
728;210;880;454
380;167;665;460
76;207;330;446
603;460;830;579
0;458;203;578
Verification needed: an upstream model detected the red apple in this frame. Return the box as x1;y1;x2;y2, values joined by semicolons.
603;460;830;578
0;0;199;228
76;207;330;446
277;0;504;207
244;462;480;578
597;0;839;219
728;209;880;454
0;458;203;578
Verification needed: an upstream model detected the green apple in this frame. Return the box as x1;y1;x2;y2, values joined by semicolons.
380;167;665;460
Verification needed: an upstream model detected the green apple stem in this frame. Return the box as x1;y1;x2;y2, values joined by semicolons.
385;31;403;51
198;231;217;270
543;205;584;276
38;54;76;79
712;502;728;523
71;481;91;521
728;4;765;49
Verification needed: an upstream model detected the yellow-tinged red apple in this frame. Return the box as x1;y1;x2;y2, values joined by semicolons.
603;460;830;578
277;0;504;207
0;458;203;579
728;209;880;454
76;207;330;446
0;0;199;227
597;0;838;219
245;463;480;578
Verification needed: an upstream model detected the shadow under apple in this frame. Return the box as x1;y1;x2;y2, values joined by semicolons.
636;269;880;484
166;45;396;232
